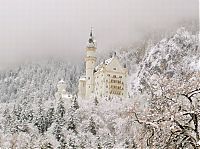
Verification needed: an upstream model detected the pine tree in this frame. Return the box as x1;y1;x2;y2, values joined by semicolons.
3;113;12;133
68;138;77;149
103;134;114;149
58;138;67;149
124;138;130;148
67;115;76;133
41;142;54;149
13;104;22;120
71;97;79;110
27;109;34;122
46;106;55;128
96;136;102;149
89;117;97;135
35;114;48;134
57;100;65;118
124;137;136;149
53;120;63;141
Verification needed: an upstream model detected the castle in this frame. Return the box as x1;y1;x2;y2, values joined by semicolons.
55;79;73;100
78;29;128;99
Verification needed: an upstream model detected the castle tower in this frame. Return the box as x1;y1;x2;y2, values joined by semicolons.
57;79;67;94
85;28;96;98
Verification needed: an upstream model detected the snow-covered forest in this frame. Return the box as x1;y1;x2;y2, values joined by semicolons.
0;27;199;148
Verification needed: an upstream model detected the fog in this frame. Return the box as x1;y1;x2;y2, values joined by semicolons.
0;0;198;68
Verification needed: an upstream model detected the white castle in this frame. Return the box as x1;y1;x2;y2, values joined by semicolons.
78;29;128;99
55;79;73;100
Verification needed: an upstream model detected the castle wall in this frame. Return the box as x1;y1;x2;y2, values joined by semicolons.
85;48;96;98
78;30;128;99
78;79;86;98
94;62;128;99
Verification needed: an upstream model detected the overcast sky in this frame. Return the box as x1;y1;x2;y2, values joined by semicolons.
0;0;198;68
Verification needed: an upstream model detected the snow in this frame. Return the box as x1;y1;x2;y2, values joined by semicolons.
0;27;199;148
197;140;200;146
105;57;113;65
62;94;73;99
79;76;86;81
58;79;65;84
95;57;114;72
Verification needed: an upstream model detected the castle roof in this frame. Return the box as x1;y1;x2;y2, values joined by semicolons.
87;27;96;48
58;79;65;84
94;57;114;72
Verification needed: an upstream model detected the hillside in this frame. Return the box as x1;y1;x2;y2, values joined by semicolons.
130;27;199;96
0;59;82;103
0;27;199;148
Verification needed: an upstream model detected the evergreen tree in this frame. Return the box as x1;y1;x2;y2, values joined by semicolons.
41;142;54;149
46;105;55;128
35;114;48;134
13;104;22;120
71;97;79;110
58;138;67;149
96;136;102;149
67;115;76;133
3;113;12;133
124;138;130;149
124;137;136;149
53;120;63;141
103;134;114;149
57;100;65;118
89;117;97;135
68;138;77;149
67;97;79;130
27;109;34;122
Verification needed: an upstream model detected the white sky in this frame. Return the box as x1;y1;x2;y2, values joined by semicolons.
0;0;198;68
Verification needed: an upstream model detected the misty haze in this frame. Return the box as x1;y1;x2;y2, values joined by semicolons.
0;0;198;68
0;0;199;148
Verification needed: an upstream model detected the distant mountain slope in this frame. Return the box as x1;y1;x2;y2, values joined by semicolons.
141;27;198;74
0;59;82;102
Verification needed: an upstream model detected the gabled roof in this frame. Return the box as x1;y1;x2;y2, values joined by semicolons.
94;57;114;72
94;56;126;74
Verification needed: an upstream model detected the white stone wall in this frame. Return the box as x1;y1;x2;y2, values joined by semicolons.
94;71;106;98
78;32;128;99
94;57;128;98
85;48;96;98
57;81;67;93
78;79;86;98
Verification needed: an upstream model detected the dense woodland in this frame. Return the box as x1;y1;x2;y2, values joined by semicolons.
0;27;199;148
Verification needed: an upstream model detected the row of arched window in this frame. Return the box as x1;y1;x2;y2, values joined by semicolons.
110;79;124;84
110;85;123;90
110;91;123;95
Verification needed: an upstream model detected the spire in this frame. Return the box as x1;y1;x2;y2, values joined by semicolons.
89;27;94;43
90;27;93;37
87;27;96;48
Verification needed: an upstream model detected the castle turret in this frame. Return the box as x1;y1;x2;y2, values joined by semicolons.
55;79;73;101
57;79;67;94
85;28;96;98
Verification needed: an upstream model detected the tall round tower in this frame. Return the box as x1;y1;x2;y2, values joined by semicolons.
85;28;96;98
